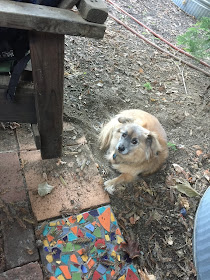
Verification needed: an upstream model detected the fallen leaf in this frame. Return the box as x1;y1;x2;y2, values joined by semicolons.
16;216;27;229
165;174;176;187
9;122;20;130
166;235;173;246
138;268;156;280
59;175;67;186
158;85;166;92
178;195;190;210
121;238;140;259
152;210;163;222
27;248;34;255
56;159;67;166
192;145;202;150
139;68;144;74
203;153;210;159
172;163;185;173
76;135;87;145
129;213;140;225
139;181;154;196
38;182;55;197
204;170;210;182
23;217;36;225
172;163;189;179
196;150;203;156
173;178;200;197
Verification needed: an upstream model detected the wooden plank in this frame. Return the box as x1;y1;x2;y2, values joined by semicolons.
29;31;64;159
78;0;108;24
31;124;41;150
0;80;37;124
0;0;105;39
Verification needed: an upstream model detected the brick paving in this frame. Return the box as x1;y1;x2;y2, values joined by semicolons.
0;123;110;279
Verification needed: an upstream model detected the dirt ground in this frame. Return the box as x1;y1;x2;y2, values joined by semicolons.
62;0;210;279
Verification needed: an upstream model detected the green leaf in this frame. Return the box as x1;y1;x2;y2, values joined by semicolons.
167;142;177;151
143;82;152;91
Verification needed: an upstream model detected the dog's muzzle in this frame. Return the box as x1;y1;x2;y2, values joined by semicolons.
118;145;125;153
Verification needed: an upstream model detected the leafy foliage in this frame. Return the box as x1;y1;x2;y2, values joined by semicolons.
177;17;210;59
167;142;177;151
143;82;152;91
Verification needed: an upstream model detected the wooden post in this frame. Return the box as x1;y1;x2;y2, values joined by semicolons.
29;32;64;159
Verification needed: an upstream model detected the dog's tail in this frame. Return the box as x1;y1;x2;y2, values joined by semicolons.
99;117;118;150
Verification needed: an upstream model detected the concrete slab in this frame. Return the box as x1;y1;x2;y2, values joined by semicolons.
0;262;43;280
0;152;27;203
21;139;109;221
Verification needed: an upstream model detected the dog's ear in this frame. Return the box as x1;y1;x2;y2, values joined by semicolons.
118;117;134;124
145;132;161;160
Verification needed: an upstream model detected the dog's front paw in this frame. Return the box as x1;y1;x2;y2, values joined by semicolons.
104;180;116;195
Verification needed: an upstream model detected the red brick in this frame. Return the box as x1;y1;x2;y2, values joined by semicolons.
0;129;17;152
21;141;110;221
0;152;26;203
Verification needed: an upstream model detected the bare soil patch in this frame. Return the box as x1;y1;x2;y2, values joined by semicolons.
63;0;210;279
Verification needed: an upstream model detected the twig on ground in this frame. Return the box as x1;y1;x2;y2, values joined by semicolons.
175;62;188;95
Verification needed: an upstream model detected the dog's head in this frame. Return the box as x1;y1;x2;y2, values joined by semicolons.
114;118;162;163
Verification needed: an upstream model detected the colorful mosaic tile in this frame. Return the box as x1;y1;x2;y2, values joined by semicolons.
38;205;140;280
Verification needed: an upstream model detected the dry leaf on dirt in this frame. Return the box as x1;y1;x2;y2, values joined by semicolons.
76;135;87;145
121;238;140;259
138;268;156;280
196;149;203;156
129;213;140;225
9;122;20;130
178;195;190;210
56;159;67;166
172;163;185;173
165;174;176;187
145;210;163;226
172;163;189;179
204;170;210;182
173;178;200;197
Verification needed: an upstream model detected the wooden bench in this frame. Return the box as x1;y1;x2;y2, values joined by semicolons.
0;0;106;159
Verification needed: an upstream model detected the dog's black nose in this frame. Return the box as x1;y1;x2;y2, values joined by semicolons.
118;145;125;152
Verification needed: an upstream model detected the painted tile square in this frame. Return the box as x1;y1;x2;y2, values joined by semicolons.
38;205;140;280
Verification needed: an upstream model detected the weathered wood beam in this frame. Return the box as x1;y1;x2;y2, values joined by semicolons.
0;0;105;39
29;31;64;159
78;0;108;24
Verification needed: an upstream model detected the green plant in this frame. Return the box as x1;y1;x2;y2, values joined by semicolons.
167;142;177;151
143;82;152;91
177;17;210;59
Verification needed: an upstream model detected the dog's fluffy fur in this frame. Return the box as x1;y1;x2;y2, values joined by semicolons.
99;109;168;194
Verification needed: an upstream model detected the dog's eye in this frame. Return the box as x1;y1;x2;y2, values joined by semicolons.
122;132;127;138
131;138;138;145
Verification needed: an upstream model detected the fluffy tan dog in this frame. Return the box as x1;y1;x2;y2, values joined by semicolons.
99;109;168;194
